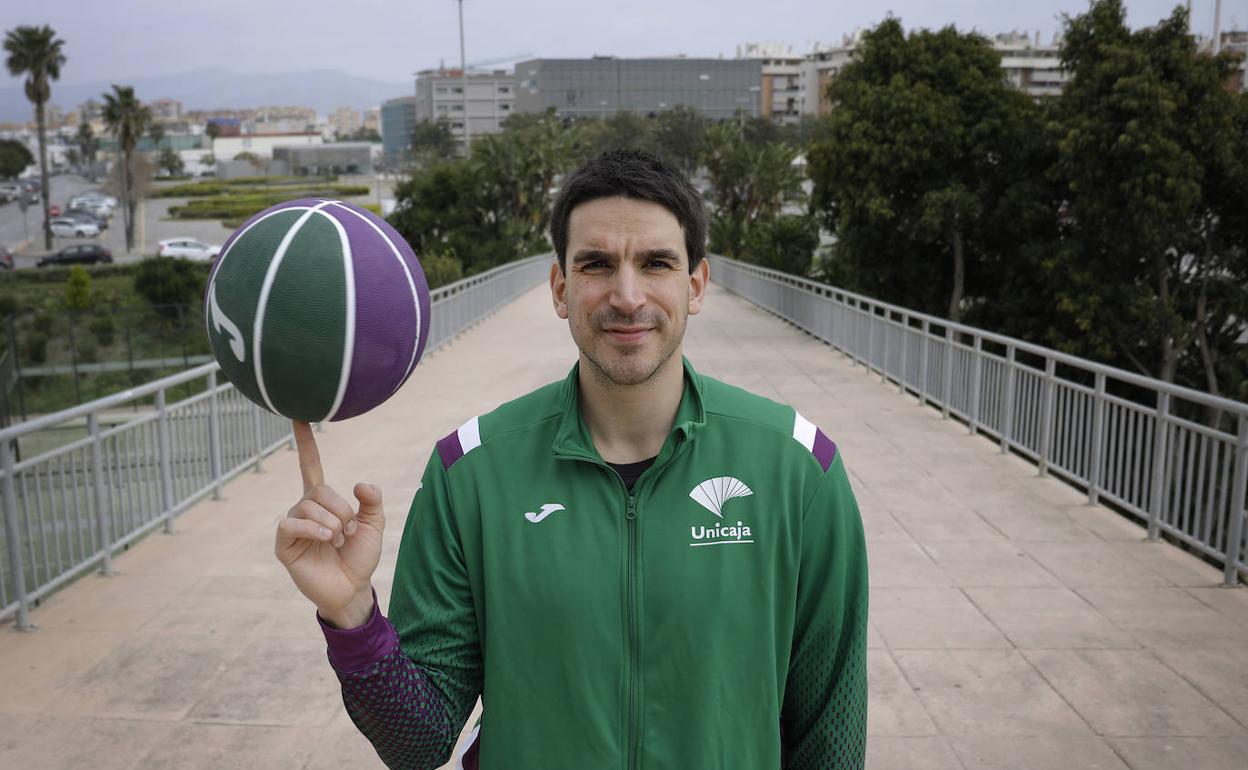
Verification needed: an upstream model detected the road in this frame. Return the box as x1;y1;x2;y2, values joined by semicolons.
0;174;100;258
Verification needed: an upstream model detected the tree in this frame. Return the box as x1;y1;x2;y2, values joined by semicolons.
205;122;220;140
157;146;184;177
653;105;706;176
807;18;1038;322
410;120;457;166
101;84;152;253
0;138;34;179
579;111;656;159
1048;0;1248;394
4;24;67;250
76;121;97;168
704;121;805;260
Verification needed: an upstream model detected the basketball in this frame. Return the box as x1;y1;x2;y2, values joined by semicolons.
204;198;431;422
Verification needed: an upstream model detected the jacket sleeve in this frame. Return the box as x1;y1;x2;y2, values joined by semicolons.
781;452;869;769
319;448;483;770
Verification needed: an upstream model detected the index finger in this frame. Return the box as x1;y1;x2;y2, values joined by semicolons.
292;420;323;495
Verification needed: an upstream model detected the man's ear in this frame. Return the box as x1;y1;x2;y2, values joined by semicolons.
550;259;569;319
687;257;709;316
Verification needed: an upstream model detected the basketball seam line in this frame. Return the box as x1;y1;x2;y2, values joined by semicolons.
253;199;339;417
325;201;423;401
319;205;355;423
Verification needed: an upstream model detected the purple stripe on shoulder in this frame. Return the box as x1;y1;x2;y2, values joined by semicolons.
812;428;838;472
436;430;464;470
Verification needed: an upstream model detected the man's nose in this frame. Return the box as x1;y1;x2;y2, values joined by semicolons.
609;264;646;315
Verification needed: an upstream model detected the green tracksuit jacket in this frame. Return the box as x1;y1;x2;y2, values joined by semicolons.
323;356;868;769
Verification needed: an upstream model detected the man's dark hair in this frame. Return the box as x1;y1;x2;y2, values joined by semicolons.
550;149;706;274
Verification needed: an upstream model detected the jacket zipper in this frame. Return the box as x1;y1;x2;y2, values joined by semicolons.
553;451;645;770
626;493;639;770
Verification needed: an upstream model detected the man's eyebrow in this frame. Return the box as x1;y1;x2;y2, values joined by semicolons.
570;248;614;264
638;248;681;262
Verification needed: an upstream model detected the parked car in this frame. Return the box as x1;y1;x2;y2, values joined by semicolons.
50;217;100;238
69;201;113;220
0;245;13;270
158;238;221;261
49;204;60;217
36;244;113;267
0;184;19;203
61;210;108;230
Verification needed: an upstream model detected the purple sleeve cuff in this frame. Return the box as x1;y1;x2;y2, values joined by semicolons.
316;587;400;673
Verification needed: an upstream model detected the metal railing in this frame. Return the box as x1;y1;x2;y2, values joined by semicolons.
0;252;552;629
709;255;1248;585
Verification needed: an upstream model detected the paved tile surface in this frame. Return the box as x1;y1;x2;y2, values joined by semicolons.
2;279;1247;769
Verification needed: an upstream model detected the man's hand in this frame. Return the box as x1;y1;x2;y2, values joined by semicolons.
275;420;385;629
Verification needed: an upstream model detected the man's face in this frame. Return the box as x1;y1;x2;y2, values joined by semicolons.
551;196;708;387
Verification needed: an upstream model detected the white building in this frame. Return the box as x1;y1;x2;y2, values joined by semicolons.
212;132;323;160
798;32;864;116
414;68;515;153
993;32;1068;100
737;42;804;124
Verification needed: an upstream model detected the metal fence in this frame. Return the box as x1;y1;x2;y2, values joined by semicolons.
0;252;552;629
709;255;1248;585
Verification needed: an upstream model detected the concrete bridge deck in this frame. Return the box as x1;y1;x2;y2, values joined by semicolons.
2;280;1247;770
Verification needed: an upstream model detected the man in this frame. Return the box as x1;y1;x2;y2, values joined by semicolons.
276;150;868;769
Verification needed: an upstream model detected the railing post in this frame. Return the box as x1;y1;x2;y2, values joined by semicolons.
1038;358;1057;477
252;404;266;472
1088;372;1107;505
207;371;224;501
919;319;930;406
898;314;909;395
1001;345;1017;454
1147;391;1171;541
88;413;114;576
941;326;954;419
867;304;877;377
1222;414;1247;585
156;389;176;534
1;437;32;630
969;335;983;436
879;309;889;384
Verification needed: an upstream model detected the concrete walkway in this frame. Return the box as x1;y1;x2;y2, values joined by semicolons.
2;280;1247;769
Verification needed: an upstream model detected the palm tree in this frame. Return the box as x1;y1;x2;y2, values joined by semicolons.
4;25;67;250
101;85;151;253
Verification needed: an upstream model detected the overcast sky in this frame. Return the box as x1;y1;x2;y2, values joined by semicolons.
3;0;1244;85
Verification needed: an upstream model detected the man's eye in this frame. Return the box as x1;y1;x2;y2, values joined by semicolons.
648;260;673;269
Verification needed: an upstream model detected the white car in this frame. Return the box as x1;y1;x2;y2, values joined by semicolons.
158;238;221;261
50;217;100;237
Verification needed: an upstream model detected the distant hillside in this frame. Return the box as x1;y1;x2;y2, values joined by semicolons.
0;67;412;123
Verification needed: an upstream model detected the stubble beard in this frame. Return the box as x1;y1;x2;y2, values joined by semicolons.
579;310;686;389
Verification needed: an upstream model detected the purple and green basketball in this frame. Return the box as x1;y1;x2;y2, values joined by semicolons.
205;198;431;422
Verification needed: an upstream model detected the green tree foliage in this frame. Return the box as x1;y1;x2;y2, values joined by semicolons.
744;214;820;276
653;105;707;175
704;121;805;261
1047;0;1248;395
410;120;457;167
157;146;184;177
808;18;1038;323
578;111;656;160
4;24;66;250
65;265;92;310
76;121;97;167
102;85;152;253
0;138;34;179
133;257;204;320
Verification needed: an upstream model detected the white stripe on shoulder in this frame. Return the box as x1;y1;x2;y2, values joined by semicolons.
793;411;817;452
457;415;482;454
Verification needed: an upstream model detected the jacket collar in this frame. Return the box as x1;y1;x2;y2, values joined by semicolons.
552;354;707;462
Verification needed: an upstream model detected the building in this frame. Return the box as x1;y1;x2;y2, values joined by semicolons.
798;35;861;116
362;107;381;133
381;96;417;167
514;57;763;121
993;32;1068;99
737;43;804;124
149;98;183;122
414;68;515;152
273;143;371;175
1221;30;1247;92
329;107;362;137
212;131;322;161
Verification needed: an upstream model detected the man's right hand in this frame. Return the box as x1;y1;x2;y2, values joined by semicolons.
275;420;385;629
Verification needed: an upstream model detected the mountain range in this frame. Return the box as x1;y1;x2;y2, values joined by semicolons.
0;67;413;124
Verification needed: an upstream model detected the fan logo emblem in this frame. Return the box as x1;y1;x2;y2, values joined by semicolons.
689;477;754;547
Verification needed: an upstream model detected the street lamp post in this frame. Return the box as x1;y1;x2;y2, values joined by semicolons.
458;0;471;154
